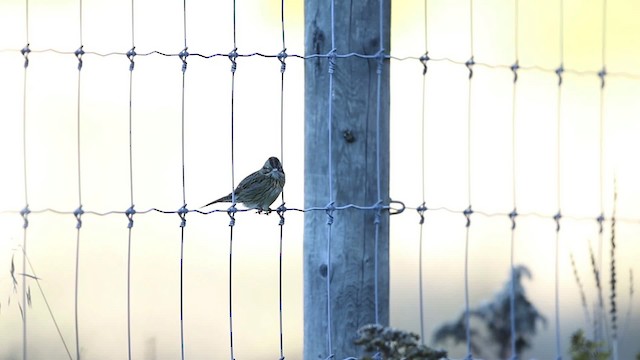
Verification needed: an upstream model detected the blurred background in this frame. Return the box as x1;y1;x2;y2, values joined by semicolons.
0;0;639;359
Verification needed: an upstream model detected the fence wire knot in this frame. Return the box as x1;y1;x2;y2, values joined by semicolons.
417;202;427;224
75;46;85;71
228;48;238;73
598;67;607;88
373;200;384;225
419;52;430;75
327;48;337;74
511;60;520;83
276;202;286;226
74;206;84;229
463;206;473;227
227;205;237;227
465;56;475;79
179;47;189;73
21;44;31;68
126;47;136;71
177;204;188;228
325;202;335;225
553;211;562;232
20;206;31;229
125;205;136;229
277;48;287;73
596;213;605;234
509;209;518;230
555;64;564;86
375;49;385;75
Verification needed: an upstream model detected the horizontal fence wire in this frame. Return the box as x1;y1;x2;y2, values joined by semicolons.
2;46;640;79
2;205;639;227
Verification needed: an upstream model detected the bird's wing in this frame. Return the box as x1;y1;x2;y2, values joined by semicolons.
235;170;263;193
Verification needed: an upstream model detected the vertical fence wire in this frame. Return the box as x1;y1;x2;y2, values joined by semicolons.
554;1;565;359
20;0;30;359
508;1;520;358
73;0;85;357
595;0;609;348
416;0;429;345
125;0;136;360
463;0;474;358
178;0;189;358
228;1;238;359
277;1;287;359
372;0;385;327
324;0;337;357
599;0;613;354
126;0;136;359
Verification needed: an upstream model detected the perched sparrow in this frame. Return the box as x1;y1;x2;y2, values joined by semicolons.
202;157;285;213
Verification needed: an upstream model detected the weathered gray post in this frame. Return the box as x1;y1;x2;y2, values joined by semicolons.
304;0;391;358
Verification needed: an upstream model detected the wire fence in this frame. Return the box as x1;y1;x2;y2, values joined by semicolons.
1;0;639;359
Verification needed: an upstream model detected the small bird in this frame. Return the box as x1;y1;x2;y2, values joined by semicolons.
202;157;285;213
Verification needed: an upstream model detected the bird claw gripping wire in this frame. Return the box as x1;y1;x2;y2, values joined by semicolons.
511;60;520;83
555;64;564;86
177;204;188;228
276;203;287;226
74;206;84;229
125;205;136;229
126;47;136;72
553;211;562;232
463;206;473;227
75;46;85;71
227;205;237;227
277;48;287;73
465;56;475;79
228;48;238;74
20;206;31;229
179;47;189;73
419;52;430;75
417;202;427;225
509;209;518;230
21;44;31;68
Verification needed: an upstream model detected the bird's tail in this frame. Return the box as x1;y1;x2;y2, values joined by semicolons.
201;194;232;208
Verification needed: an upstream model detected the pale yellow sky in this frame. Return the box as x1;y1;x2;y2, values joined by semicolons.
1;0;639;359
